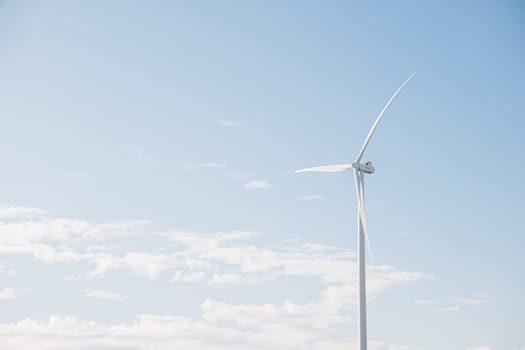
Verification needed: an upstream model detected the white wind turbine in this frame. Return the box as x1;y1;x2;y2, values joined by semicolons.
295;74;415;350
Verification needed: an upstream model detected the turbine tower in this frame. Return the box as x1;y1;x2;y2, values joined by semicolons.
295;74;415;350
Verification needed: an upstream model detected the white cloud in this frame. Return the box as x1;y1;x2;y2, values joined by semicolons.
0;203;429;348
0;205;428;302
172;271;206;283
0;242;89;263
201;299;329;327
0;288;16;300
437;306;460;312
208;273;244;285
207;273;269;285
466;347;492;350
89;252;176;279
414;299;435;305
244;180;272;190
169;230;428;309
0;204;428;350
218;119;239;127
0;204;48;219
0;215;150;265
84;289;127;300
0;314;409;350
86;244;116;252
0;315;256;350
0;216;149;244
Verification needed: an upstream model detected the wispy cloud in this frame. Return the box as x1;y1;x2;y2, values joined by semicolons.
207;273;270;285
452;295;488;306
244;180;272;190
63;170;90;180
466;347;492;350
0;264;18;277
200;162;226;168
84;289;127;300
64;275;83;282
299;195;323;201
89;252;175;279
414;299;435;305
218;119;239;128
0;288;16;300
122;146;157;163
432;294;487;313
183;162;256;186
436;306;460;312
172;271;206;283
184;162;226;172
225;171;251;180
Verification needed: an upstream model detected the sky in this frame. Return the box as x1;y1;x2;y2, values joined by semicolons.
0;1;524;349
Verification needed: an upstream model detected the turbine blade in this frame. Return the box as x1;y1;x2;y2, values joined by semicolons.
354;171;373;259
354;73;415;163
295;163;354;173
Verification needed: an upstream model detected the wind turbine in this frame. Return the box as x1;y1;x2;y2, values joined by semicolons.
295;74;415;350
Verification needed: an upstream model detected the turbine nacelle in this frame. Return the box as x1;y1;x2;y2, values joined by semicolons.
353;162;375;174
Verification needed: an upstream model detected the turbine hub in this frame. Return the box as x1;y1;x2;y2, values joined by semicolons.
352;161;375;174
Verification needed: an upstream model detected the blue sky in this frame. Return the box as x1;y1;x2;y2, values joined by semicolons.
0;1;524;349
